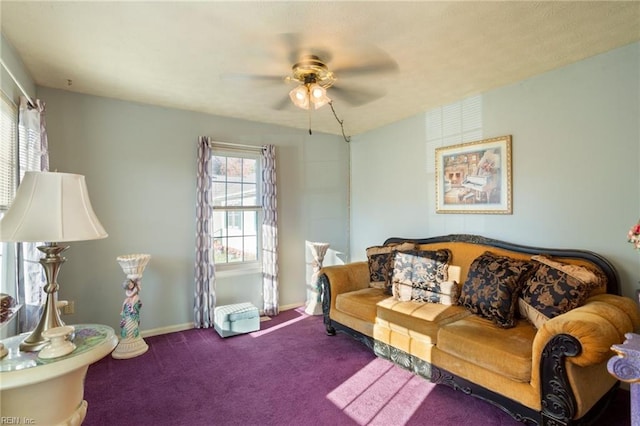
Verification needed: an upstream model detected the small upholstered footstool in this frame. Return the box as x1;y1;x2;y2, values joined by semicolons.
214;302;260;338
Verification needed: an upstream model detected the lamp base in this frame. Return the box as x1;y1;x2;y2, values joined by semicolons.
19;243;68;352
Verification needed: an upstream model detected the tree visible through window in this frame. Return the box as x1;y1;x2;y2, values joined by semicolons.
211;152;261;265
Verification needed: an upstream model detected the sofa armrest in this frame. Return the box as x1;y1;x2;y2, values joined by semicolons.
585;293;640;331
533;299;634;370
529;297;636;423
319;262;369;334
321;262;370;296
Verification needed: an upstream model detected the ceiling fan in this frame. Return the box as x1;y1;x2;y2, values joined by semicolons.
285;54;336;110
279;50;398;111
224;34;399;111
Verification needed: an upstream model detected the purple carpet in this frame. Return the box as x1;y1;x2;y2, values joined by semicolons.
83;308;630;425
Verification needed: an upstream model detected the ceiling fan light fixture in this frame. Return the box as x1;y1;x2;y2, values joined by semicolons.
289;83;331;110
310;84;325;99
289;85;310;109
309;83;331;110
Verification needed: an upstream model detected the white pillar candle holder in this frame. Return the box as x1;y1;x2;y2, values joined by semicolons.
112;254;151;360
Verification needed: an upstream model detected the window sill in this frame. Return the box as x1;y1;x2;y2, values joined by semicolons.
215;264;262;278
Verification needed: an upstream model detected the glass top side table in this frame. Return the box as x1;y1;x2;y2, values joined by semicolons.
0;324;117;425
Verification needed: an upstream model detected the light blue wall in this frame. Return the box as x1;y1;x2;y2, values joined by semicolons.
37;88;349;333
1;33;35;104
351;42;640;299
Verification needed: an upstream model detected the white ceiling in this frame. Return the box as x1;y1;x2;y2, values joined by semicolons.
2;1;639;137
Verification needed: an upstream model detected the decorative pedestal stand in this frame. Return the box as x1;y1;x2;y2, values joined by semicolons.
305;242;330;316
112;254;151;360
608;332;640;425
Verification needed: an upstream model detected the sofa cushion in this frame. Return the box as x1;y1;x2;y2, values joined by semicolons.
437;315;536;383
366;242;416;293
335;287;389;323
519;255;601;328
391;249;451;301
376;298;470;343
459;251;535;328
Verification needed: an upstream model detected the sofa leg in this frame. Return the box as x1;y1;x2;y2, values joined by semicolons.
539;334;580;426
319;273;336;336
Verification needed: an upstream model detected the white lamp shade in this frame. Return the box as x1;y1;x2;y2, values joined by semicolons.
0;171;108;242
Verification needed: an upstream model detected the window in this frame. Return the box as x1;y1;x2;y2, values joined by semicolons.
0;94;47;336
17;101;46;308
211;149;261;267
0;93;18;304
0;92;17;211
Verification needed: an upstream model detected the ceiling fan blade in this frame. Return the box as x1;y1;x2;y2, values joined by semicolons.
221;72;284;84
280;33;303;63
329;84;385;107
333;58;399;77
272;95;292;111
279;33;333;64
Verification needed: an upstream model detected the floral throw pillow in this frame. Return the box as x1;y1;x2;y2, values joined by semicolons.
459;251;535;328
519;255;601;328
366;242;415;293
392;249;452;301
411;280;460;305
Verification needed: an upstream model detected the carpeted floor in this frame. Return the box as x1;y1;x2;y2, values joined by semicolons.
83;307;630;426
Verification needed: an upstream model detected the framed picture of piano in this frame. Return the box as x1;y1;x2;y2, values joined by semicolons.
435;135;512;214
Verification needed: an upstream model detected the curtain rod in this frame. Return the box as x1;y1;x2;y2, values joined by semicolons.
0;57;35;106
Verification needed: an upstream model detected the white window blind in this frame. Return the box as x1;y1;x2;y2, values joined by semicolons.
0;93;17;211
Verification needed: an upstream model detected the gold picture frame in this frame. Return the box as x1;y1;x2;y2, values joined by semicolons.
435;135;512;214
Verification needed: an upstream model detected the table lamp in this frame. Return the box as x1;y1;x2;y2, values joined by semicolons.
0;171;108;351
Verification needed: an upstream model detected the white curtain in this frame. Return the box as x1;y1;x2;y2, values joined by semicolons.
261;145;279;316
17;96;49;332
194;136;216;328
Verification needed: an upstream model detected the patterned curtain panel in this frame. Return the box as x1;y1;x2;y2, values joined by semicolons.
261;145;279;316
194;136;216;328
16;97;50;333
37;99;49;172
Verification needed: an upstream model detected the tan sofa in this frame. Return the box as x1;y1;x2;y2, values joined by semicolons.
319;234;639;426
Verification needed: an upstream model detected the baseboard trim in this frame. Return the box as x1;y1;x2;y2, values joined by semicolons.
141;323;195;338
139;303;306;338
278;302;305;312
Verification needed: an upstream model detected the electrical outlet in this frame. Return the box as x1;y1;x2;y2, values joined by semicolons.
62;300;75;315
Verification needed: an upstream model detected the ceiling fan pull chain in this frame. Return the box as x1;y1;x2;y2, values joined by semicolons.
308;106;313;135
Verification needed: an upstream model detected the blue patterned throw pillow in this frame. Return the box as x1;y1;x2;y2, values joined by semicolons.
366;242;416;293
411;281;460;305
392;249;452;301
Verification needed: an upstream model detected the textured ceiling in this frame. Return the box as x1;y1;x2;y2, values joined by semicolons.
2;1;639;137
